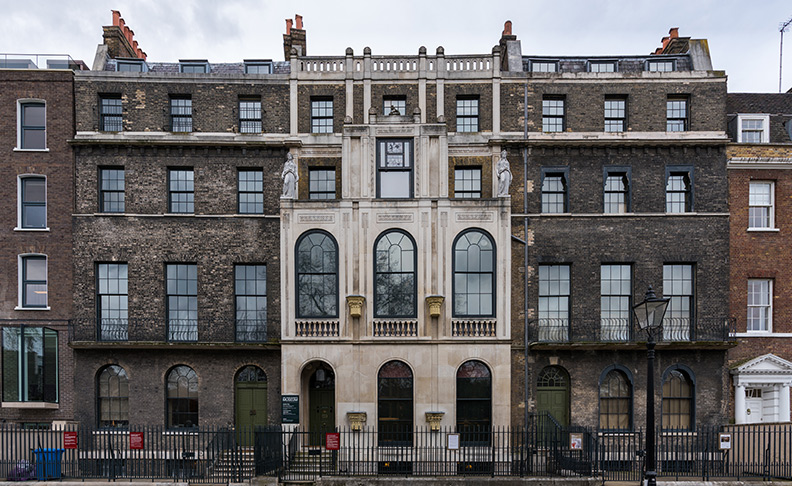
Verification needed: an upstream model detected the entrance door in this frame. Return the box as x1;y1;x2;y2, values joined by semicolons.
745;388;763;424
308;365;335;446
536;366;570;427
235;366;268;446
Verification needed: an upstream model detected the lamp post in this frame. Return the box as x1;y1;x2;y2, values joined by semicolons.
632;286;670;486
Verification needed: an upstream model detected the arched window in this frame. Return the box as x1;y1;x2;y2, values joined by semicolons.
599;367;632;431
97;365;129;428
167;365;198;428
453;230;495;317
378;360;413;445
237;365;267;383
662;366;694;431
374;231;416;317
457;360;492;444
296;231;338;318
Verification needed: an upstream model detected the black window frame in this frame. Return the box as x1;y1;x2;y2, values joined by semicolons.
308;167;337;200
603;166;631;214
100;94;123;132
235;264;267;342
666;95;689;132
166;365;199;428
598;365;633;432
239;97;262;134
457;360;492;445
166;263;198;342
376;138;414;199
116;60;145;72
99;167;125;213
665;166;694;213
377;360;414;446
295;230;339;318
661;365;695;431
452;229;496;318
168;168;194;214
20;101;46;150
311;97;333;134
589;61;617;73
170;95;193;133
237;168;264;214
21;255;47;308
96;262;129;342
1;326;58;403
540;167;569;214
244;60;272;74
456;96;479;133
530;60;558;73
374;230;418;318
453;166;482;198
604;96;627;133
542;96;565;132
20;176;46;229
97;364;129;429
179;61;209;74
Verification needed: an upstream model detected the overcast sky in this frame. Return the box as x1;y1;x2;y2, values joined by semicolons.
1;0;790;93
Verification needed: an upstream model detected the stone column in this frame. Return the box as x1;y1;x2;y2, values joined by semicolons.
734;384;746;424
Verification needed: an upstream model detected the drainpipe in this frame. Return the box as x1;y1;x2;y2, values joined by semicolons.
523;82;530;431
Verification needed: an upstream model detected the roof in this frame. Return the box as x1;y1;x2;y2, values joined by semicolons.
727;93;792;115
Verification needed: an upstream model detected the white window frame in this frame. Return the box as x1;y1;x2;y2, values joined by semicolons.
15;99;48;152
15;175;49;232
748;181;776;231
747;279;772;333
737;114;770;143
16;253;50;310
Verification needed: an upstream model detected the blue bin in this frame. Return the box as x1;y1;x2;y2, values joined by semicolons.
33;448;64;480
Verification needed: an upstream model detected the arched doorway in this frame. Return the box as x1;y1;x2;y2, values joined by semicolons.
536;366;570;427
307;362;335;446
235;366;267;446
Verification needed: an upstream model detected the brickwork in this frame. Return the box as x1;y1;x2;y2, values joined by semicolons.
297;84;345;134
500;79;726;133
74;78;290;133
297;157;342;201
73;349;281;427
448;156;493;199
444;83;493;133
371;83;420;117
0;70;75;423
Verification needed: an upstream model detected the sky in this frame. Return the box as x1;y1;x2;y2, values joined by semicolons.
1;0;791;93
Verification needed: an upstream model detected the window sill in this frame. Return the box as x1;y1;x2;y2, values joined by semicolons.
1;401;58;409
734;332;792;337
164;213;195;216
747;228;779;232
14;306;51;311
13;148;49;152
13;227;50;232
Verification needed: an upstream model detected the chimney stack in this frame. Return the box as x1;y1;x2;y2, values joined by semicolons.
283;14;307;60
103;10;147;59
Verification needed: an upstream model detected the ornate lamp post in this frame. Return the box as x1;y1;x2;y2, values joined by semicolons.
632;286;669;486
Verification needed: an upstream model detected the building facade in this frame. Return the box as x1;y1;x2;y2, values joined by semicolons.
727;93;792;424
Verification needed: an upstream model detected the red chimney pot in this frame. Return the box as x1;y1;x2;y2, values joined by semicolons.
295;14;303;30
286;18;292;35
503;20;512;36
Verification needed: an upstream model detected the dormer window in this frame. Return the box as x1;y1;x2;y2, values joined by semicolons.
116;59;146;72
179;60;209;74
244;60;273;74
647;60;675;72
737;114;770;143
589;61;616;73
530;61;558;73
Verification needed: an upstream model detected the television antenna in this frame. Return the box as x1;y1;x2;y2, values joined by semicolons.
781;16;792;93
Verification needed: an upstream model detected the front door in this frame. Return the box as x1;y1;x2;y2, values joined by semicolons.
536;366;570;426
745;388;763;424
235;366;268;446
308;366;335;446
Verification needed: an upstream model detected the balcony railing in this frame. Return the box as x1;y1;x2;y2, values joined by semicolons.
68;318;278;344
0;53;85;70
527;317;736;344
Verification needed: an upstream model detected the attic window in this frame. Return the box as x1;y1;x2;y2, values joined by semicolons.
530;61;558;73
116;59;146;72
589;61;616;73
179;60;209;74
244;60;273;74
646;60;675;72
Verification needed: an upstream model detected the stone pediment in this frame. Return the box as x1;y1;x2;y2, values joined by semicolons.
732;354;792;376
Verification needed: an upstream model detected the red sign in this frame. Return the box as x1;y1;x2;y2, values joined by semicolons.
64;431;78;449
130;432;144;450
325;432;340;451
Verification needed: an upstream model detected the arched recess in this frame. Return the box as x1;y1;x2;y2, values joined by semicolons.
235;365;268;445
536;366;570;427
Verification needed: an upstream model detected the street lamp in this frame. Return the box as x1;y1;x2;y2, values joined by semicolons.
632;286;669;486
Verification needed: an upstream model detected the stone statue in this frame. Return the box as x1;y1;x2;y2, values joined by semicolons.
496;150;512;197
389;104;401;116
281;153;298;199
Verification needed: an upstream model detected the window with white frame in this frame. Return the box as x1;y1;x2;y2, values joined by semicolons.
737;115;770;143
18;176;46;229
377;139;413;198
747;279;772;332
18;100;46;150
19;255;47;309
748;182;774;229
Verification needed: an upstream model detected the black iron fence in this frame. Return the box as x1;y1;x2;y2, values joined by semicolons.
1;420;789;482
527;317;736;344
68;318;278;344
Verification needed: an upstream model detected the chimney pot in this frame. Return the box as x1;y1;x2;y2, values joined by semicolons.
669;27;679;38
295;14;303;30
112;10;121;26
285;18;292;35
503;20;512;36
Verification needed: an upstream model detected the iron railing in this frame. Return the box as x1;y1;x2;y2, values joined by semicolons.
527;317;736;344
2;421;788;482
68;318;279;344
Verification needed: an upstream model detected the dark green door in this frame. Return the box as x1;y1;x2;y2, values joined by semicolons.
308;366;335;446
536;366;570;426
235;366;268;446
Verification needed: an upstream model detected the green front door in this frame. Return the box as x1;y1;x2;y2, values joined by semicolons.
536;366;570;426
235;366;268;446
308;366;335;446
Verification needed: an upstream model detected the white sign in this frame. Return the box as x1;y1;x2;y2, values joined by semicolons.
719;433;732;450
447;433;460;450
